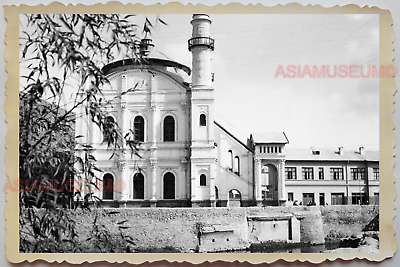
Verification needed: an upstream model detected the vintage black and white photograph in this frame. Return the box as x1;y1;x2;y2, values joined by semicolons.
18;11;381;254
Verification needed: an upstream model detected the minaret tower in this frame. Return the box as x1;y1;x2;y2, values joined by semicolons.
188;14;216;207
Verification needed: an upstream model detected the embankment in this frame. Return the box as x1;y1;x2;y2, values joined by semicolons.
20;205;379;252
320;205;379;242
72;207;249;252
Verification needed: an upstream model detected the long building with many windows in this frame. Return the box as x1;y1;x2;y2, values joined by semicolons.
75;14;379;208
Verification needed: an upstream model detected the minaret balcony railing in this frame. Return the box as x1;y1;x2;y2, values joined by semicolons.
188;36;215;51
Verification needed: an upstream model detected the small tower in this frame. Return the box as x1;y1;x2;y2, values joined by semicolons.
188;14;215;87
188;14;216;207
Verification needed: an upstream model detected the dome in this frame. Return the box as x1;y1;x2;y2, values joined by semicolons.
102;50;191;78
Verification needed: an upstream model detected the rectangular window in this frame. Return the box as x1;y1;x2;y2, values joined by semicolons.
259;147;262;153
373;168;379;180
373;192;379;205
285;167;297;180
302;193;315;205
263;146;266;153
288;192;294;202
319;167;324;180
279;147;282;153
330;168;344;180
302;167;314;180
352;192;367;205
331;193;345;205
350;168;365;180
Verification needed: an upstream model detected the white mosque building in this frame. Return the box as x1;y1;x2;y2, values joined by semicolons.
75;14;379;208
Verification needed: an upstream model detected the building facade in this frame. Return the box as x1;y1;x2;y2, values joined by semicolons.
75;14;379;207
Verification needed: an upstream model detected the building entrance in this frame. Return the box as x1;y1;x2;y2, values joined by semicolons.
261;164;278;201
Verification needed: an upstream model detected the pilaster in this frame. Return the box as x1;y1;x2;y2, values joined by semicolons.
150;104;157;148
255;158;263;206
209;164;216;207
150;159;157;206
119;160;130;200
278;159;286;205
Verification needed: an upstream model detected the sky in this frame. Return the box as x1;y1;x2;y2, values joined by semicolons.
146;14;380;150
19;14;380;151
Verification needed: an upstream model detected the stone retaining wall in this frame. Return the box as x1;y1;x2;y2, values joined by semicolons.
21;205;378;252
69;206;326;252
71;207;249;252
320;205;379;241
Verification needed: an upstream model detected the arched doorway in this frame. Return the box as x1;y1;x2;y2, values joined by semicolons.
228;189;241;207
261;164;278;201
163;172;175;199
103;173;114;200
133;173;144;199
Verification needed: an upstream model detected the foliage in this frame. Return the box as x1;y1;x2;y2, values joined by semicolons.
19;14;165;253
19;207;78;253
85;210;137;253
19;95;76;209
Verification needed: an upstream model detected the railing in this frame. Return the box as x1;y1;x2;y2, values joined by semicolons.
188;36;215;51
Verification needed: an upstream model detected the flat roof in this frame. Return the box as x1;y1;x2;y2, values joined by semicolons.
285;149;379;162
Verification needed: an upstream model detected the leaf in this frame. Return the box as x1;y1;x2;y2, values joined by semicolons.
158;18;168;26
27;70;36;81
117;220;128;225
118;226;129;230
143;24;150;34
92;166;103;172
145;17;153;28
124;14;136;19
92;195;103;203
125;239;136;245
20;75;36;82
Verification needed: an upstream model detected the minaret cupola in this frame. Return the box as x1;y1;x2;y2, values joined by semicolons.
188;14;215;52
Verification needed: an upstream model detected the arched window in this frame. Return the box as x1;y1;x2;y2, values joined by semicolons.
229;189;241;201
228;150;233;171
133;173;144;199
103;116;116;143
103;173;114;200
200;174;207;186
200;114;207;126
133;116;145;142
163;116;175;142
163;172;175;199
234;156;240;176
